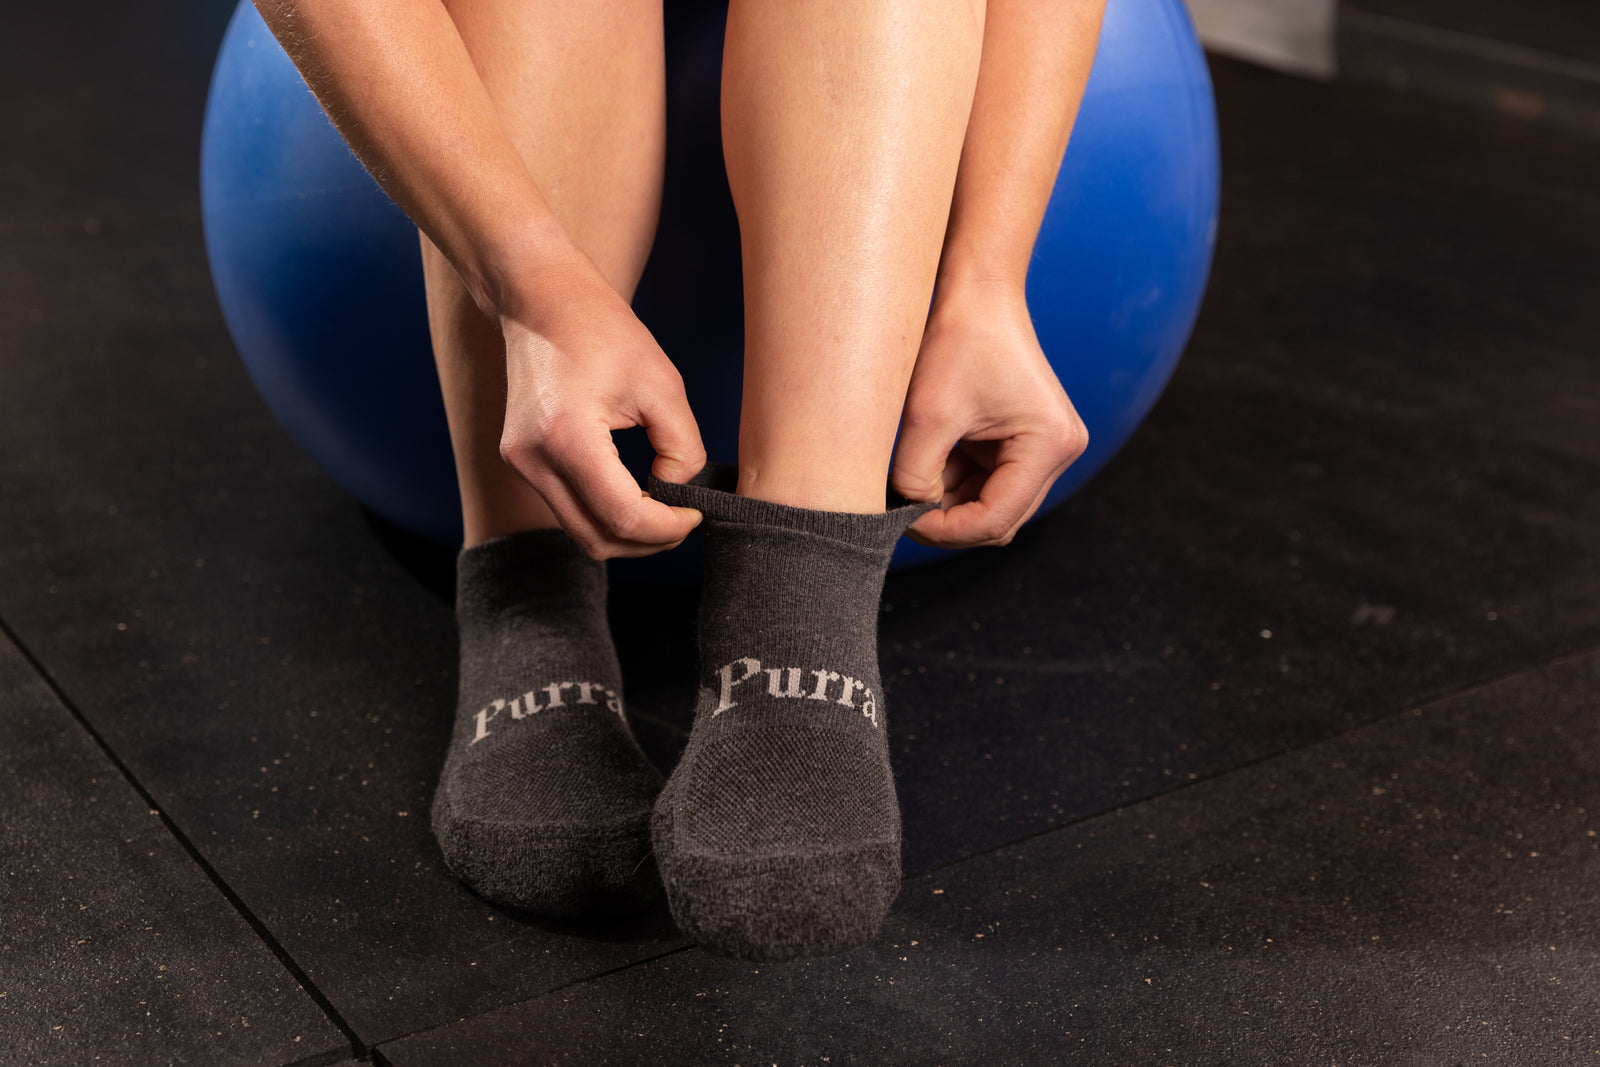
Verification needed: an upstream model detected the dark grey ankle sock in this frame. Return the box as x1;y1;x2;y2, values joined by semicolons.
431;529;663;917
648;465;933;960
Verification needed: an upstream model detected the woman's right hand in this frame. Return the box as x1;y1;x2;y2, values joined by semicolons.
251;0;705;557
497;255;707;559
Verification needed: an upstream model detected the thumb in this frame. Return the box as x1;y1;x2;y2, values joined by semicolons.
891;417;959;504
636;371;708;485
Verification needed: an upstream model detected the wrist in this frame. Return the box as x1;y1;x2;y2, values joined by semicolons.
472;217;588;324
930;262;1029;323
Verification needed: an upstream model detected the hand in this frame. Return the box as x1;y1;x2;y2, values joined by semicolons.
498;255;707;559
891;287;1088;548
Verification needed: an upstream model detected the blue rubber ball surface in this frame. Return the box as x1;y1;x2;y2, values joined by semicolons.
200;0;1218;575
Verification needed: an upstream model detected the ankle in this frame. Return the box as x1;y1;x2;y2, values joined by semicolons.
459;490;563;549
732;458;891;514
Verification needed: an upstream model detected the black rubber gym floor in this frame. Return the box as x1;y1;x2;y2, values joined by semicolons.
4;1;1599;1064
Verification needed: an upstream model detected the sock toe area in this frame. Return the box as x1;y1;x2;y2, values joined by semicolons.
432;716;665;917
434;801;660;918
655;800;899;960
652;724;902;959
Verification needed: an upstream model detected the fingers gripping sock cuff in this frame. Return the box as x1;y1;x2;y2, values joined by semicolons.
648;465;934;959
432;529;664;917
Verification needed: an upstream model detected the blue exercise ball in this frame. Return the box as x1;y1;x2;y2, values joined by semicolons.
200;0;1218;574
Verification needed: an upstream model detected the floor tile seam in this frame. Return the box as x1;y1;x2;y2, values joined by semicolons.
0;611;367;1063
904;637;1600;881
366;944;698;1058
279;1046;359;1067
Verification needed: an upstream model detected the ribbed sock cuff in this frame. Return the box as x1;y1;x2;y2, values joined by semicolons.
648;463;934;551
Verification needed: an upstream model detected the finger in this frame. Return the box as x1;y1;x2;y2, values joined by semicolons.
974;442;1071;544
633;368;707;485
1003;420;1086;535
542;472;697;559
948;473;1057;551
906;440;991;528
939;445;988;505
514;461;683;559
1010;460;1068;532
915;439;1057;549
911;433;1075;547
519;468;611;553
905;447;985;544
543;420;703;552
890;417;962;504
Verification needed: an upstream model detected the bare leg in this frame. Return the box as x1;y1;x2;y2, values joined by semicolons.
721;0;986;512
422;0;667;546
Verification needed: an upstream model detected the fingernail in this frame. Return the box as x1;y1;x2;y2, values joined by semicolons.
686;508;703;528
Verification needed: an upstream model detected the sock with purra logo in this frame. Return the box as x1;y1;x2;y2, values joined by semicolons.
648;465;934;960
431;529;664;917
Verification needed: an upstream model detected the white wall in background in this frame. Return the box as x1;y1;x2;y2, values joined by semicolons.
1185;0;1338;79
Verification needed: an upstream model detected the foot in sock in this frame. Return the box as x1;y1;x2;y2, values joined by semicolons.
432;529;664;917
648;465;933;960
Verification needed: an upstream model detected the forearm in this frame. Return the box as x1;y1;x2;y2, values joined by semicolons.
254;0;573;318
937;0;1106;296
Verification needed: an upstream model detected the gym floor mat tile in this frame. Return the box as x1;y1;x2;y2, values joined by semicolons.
0;628;349;1065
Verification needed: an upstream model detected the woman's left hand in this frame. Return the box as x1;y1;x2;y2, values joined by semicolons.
891;286;1089;548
